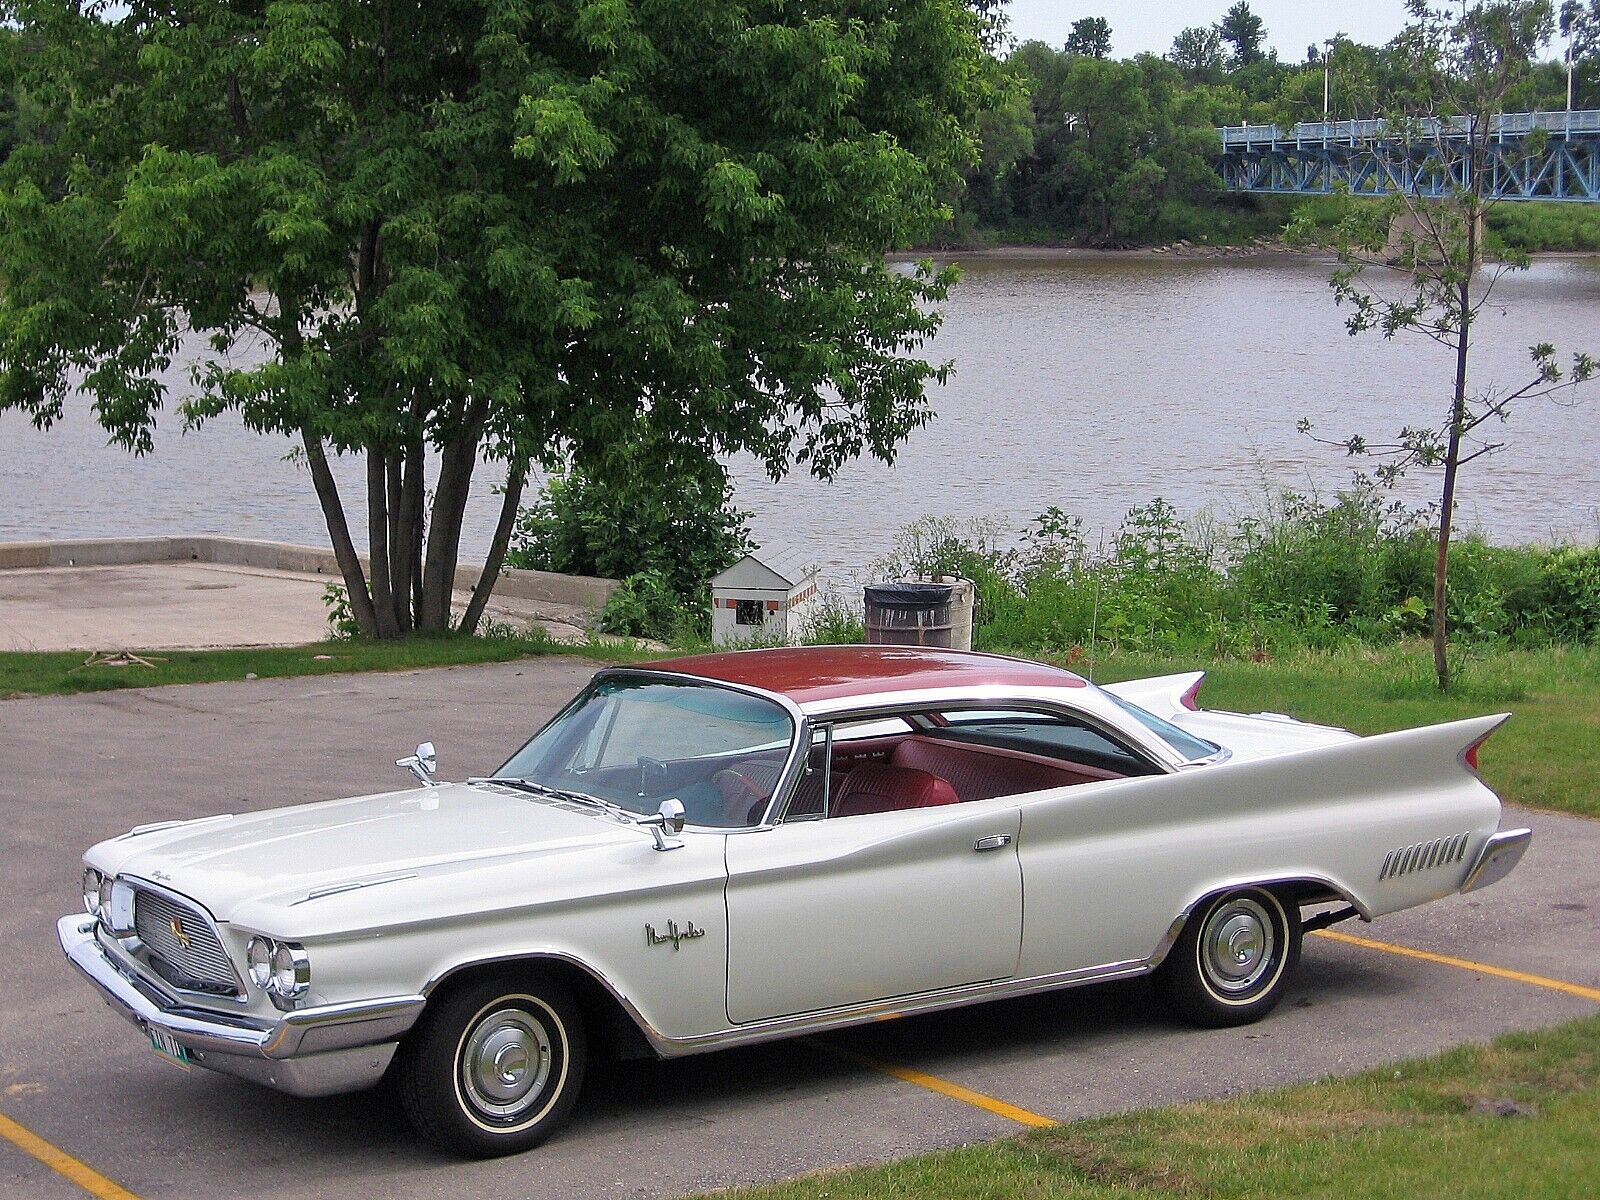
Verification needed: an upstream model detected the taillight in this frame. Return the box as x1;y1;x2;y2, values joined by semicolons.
1463;734;1491;774
1179;678;1202;711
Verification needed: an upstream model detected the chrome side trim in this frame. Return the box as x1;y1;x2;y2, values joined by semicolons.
1460;828;1532;894
659;958;1153;1056
57;915;425;1062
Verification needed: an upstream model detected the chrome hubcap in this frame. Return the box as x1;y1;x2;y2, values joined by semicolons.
1200;897;1276;996
460;1007;553;1121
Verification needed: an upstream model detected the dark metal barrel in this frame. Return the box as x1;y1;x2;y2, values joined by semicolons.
863;582;957;648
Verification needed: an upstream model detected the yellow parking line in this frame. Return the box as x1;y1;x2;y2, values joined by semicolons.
1313;929;1600;1004
813;1041;1057;1128
0;1111;141;1200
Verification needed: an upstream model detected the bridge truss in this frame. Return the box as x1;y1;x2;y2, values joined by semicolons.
1218;111;1600;203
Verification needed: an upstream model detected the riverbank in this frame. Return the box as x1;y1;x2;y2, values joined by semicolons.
909;196;1600;258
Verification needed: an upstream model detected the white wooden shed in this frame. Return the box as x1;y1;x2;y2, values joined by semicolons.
710;545;821;646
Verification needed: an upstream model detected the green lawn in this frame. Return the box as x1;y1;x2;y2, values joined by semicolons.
698;1014;1600;1200
0;633;647;700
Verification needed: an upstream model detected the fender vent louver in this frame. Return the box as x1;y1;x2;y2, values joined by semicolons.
1380;832;1472;881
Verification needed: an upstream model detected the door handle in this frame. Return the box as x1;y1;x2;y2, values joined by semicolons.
973;834;1013;852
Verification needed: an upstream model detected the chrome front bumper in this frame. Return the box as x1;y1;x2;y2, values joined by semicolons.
1460;828;1533;894
57;915;426;1097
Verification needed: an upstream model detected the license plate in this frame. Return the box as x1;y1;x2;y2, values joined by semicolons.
148;1027;191;1071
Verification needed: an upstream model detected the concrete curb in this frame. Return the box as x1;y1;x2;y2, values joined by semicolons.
0;536;618;611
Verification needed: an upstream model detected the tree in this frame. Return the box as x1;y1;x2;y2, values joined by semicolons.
0;0;991;639
1562;1;1600;106
1289;0;1594;690
1170;26;1227;80
1066;17;1113;59
1027;53;1219;245
1217;2;1268;67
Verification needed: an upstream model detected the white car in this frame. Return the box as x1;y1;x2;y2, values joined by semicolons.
59;646;1530;1157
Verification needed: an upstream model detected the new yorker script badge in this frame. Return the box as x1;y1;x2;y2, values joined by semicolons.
644;920;705;951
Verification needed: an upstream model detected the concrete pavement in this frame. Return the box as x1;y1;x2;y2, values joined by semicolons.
1;659;1596;1200
0;563;595;651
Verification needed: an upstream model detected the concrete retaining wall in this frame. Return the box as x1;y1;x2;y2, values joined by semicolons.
0;536;618;610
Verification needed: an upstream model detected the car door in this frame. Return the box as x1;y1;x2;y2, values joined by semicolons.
723;725;1023;1025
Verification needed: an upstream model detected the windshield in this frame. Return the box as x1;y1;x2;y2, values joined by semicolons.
496;674;796;828
1106;694;1221;763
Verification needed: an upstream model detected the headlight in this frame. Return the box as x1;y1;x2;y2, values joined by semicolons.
97;874;115;918
272;943;311;1000
247;937;274;989
246;935;310;1007
82;868;104;917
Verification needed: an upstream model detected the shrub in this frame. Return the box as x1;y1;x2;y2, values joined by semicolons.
869;492;1599;660
508;449;752;629
1541;547;1600;640
594;571;687;642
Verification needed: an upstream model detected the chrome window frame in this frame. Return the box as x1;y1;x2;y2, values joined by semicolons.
767;689;1176;825
561;667;810;834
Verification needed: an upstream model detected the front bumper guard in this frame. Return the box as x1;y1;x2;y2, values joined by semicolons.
1460;827;1533;894
58;915;426;1096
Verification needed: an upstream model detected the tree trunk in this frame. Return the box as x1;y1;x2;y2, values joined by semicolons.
459;458;529;637
302;427;381;638
417;398;490;633
385;452;410;633
365;447;401;639
1433;198;1479;693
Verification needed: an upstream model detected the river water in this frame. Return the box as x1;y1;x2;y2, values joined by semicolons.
3;252;1597;579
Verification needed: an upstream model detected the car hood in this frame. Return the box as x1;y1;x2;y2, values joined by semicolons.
86;783;645;922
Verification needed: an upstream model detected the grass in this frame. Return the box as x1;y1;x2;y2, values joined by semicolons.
0;632;652;700
697;1013;1600;1200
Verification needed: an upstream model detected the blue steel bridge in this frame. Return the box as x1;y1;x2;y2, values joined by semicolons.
1217;110;1600;202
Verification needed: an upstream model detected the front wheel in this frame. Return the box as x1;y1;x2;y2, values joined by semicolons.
1154;887;1301;1028
396;972;587;1158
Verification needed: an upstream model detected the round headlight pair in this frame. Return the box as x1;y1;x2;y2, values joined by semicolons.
246;936;311;1007
82;867;104;917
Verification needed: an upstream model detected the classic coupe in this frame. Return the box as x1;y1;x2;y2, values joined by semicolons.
59;646;1530;1156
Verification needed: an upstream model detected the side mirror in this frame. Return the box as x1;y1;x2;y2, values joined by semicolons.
397;741;438;786
641;798;686;851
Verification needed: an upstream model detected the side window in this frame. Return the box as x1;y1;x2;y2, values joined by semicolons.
934;709;1157;776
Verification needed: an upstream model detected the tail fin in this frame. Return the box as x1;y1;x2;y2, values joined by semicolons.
1101;671;1205;717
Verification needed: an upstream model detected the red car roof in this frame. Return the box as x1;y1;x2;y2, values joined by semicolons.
632;645;1087;706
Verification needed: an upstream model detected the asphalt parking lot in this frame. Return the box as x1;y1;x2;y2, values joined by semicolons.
2;658;1597;1200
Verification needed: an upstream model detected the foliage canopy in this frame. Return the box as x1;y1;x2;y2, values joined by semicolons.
0;0;992;637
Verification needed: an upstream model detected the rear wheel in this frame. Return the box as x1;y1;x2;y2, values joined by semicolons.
396;972;587;1158
1154;887;1301;1028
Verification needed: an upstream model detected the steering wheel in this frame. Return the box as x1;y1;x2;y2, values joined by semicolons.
712;766;773;826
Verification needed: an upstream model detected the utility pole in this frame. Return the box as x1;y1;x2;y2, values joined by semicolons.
1324;63;1330;116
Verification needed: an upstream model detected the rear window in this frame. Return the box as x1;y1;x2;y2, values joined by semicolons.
935;710;1157;775
1106;695;1221;763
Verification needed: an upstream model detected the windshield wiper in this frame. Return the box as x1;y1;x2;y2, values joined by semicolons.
470;777;636;821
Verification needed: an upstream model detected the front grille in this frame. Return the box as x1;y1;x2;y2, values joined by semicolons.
133;886;241;996
1380;831;1471;881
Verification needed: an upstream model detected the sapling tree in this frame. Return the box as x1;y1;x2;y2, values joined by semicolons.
0;0;994;638
1290;0;1594;690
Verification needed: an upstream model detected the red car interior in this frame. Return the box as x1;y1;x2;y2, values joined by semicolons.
711;729;1132;822
829;764;961;817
